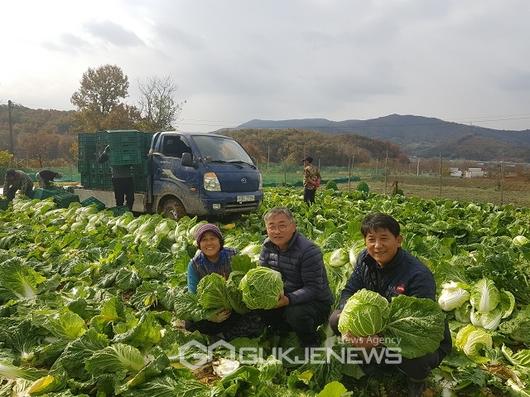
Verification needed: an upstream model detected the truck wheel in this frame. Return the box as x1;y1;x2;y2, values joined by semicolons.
161;198;186;220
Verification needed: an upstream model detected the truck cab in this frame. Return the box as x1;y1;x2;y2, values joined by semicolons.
149;131;263;218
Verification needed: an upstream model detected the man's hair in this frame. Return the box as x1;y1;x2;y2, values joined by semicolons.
361;213;400;237
263;207;296;224
6;169;16;178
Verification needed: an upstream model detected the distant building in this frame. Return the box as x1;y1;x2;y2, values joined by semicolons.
449;167;463;177
464;167;486;178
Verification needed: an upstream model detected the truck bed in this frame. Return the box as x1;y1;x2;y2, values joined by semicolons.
74;188;147;213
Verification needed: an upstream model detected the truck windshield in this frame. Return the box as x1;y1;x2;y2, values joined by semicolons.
192;135;254;165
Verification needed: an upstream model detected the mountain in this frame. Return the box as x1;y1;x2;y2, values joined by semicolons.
235;114;530;162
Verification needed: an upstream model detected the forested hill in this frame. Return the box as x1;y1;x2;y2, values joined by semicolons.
0;105;408;166
234;114;530;162
0;104;77;163
219;129;408;166
4;104;530;163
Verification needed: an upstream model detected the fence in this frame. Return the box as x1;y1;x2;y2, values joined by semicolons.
3;158;530;208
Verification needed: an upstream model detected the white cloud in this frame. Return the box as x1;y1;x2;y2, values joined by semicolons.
1;0;530;131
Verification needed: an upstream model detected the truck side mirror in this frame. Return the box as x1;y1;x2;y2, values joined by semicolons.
181;152;194;167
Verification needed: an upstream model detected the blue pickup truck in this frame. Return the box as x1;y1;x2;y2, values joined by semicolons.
75;130;263;218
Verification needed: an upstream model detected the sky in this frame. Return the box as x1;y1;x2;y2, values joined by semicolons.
2;0;530;132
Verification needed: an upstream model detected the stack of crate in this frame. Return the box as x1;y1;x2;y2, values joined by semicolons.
78;130;153;192
78;133;97;188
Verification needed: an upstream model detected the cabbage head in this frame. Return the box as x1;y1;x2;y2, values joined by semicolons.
438;281;470;311
470;278;500;313
338;289;390;337
512;235;529;247
470;289;515;330
455;324;492;363
239;267;283;310
470;309;503;331
196;273;231;310
454;302;472;323
328;248;349;268
226;271;249;314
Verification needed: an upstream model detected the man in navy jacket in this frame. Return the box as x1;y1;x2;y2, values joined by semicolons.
259;207;332;347
329;213;452;397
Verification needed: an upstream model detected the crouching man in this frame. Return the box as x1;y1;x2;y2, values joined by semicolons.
329;213;452;397
259;207;332;347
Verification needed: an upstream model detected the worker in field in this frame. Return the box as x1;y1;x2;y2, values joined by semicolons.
36;169;62;188
98;145;134;211
302;156;321;205
328;213;452;397
185;223;264;340
259;207;332;347
2;169;34;202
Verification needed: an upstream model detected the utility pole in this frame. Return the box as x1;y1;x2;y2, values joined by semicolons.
439;153;443;196
416;157;420;176
500;160;505;205
267;142;270;171
8;100;15;157
384;150;389;194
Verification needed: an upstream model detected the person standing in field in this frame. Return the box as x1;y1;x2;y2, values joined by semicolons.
302;156;320;205
98;145;135;211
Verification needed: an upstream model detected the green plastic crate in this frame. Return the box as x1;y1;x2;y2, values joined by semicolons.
53;193;80;208
108;206;129;216
0;198;9;210
32;188;61;200
109;150;143;166
80;173;92;187
81;196;106;210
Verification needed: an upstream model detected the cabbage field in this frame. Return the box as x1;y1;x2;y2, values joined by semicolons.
1;187;530;396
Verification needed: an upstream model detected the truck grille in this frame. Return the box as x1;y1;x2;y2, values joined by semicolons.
224;201;260;213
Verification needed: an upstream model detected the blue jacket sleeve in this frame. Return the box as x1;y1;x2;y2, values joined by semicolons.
407;270;436;300
187;261;200;294
286;245;326;305
337;253;366;309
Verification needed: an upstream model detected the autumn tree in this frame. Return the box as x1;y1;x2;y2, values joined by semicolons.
17;133;75;166
71;65;130;130
137;76;184;131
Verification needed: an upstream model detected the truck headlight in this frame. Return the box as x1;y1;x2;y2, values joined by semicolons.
204;172;221;191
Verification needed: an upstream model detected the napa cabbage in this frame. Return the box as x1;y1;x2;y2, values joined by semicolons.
196;273;231;310
438;281;470;311
338;289;389;337
226;271;249;315
328;248;349;268
470;278;500;313
0;258;46;302
240;243;262;262
239;267;283;310
512;235;529;247
455;324;492;363
338;290;446;359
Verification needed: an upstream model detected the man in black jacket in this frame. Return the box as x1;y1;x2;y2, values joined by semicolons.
328;213;452;397
259;207;332;347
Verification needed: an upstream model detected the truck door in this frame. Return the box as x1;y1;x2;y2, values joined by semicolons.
151;135;200;210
